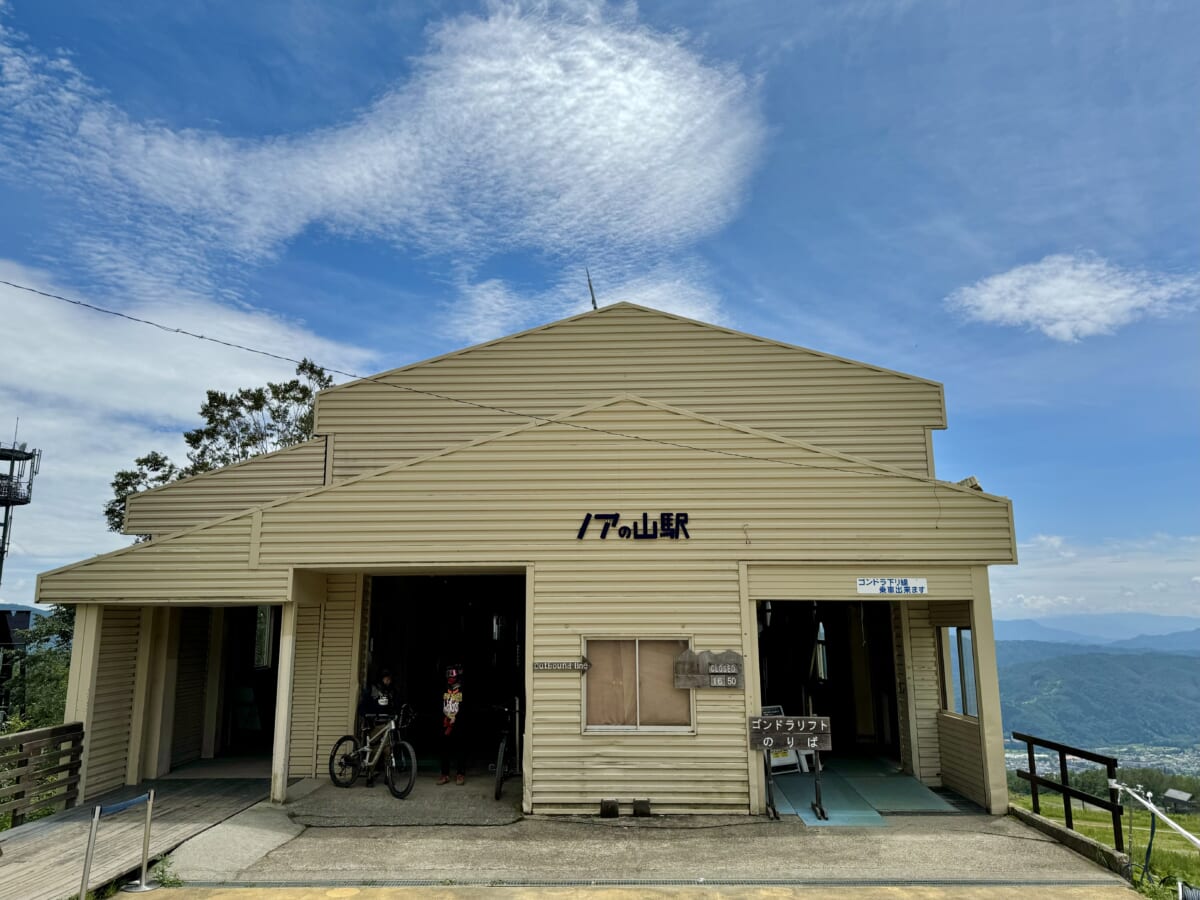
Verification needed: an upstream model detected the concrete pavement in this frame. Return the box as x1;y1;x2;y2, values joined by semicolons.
160;888;1138;899
161;773;1137;898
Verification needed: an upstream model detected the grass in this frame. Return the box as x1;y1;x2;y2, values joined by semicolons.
1010;793;1200;891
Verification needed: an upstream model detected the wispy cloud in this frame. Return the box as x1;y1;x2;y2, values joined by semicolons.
448;260;729;344
0;260;375;607
0;2;764;336
946;253;1199;341
991;533;1200;618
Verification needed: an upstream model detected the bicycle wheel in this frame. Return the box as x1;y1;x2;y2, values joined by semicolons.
328;735;361;787
494;735;508;800
385;736;417;799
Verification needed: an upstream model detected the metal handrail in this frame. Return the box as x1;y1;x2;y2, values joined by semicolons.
1012;730;1124;853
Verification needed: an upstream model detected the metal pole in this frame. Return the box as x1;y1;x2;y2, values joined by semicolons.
0;450;15;587
811;749;827;820
120;789;160;892
80;805;101;900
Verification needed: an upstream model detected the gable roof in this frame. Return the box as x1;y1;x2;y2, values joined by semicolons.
318;302;941;398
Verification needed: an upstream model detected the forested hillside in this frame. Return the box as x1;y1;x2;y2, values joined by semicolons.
998;651;1200;747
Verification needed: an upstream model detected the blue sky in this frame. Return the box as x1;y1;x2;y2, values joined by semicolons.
0;0;1196;619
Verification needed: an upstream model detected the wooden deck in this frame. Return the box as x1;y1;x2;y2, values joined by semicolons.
0;778;268;900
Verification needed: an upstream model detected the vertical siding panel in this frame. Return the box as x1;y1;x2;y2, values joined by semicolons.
84;607;141;799
170;608;210;767
892;603;913;775
937;712;986;806
289;603;322;777
315;575;358;758
906;601;942;783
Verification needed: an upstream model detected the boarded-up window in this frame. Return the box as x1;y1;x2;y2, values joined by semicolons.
586;639;691;729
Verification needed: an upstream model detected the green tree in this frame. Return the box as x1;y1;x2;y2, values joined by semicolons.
104;360;332;536
6;605;75;728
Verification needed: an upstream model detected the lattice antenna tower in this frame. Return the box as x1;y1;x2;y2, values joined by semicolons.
0;422;42;586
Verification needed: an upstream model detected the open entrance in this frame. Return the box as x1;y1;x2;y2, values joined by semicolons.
217;606;280;757
368;574;525;775
756;600;900;762
165;605;279;778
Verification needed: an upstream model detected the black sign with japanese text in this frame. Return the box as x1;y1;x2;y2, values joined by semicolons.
748;716;832;751
577;512;690;541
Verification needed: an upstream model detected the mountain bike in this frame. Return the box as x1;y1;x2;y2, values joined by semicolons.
490;696;521;801
328;702;417;799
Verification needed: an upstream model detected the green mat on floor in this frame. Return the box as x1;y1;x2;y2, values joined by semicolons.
845;775;955;812
774;772;886;827
771;764;956;824
821;756;901;777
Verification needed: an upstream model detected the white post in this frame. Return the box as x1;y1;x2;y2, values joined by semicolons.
970;566;1009;813
271;602;297;803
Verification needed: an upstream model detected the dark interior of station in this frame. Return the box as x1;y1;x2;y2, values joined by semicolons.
369;574;526;769
756;600;900;761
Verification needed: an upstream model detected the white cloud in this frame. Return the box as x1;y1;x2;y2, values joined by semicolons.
991;533;1200;618
0;261;375;607
0;2;764;336
946;253;1199;341
447;260;730;344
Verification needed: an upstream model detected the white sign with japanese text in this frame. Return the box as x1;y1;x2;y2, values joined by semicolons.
856;577;928;596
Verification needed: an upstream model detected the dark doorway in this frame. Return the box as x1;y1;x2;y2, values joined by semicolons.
757;600;899;760
369;574;525;771
219;605;280;756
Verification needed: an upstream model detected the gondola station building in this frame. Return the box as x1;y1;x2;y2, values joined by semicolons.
38;303;1017;815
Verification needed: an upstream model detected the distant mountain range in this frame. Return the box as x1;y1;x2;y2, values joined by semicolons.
995;613;1200;651
995;613;1200;751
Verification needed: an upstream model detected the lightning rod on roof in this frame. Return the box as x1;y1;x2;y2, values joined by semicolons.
586;268;598;310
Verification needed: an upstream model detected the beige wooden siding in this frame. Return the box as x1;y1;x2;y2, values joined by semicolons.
289;602;323;776
85;607;141;799
892;603;913;775
747;565;975;601
287;575;359;777
929;601;971;627
905;600;942;783
532;559;748;813
39;517;287;603
937;712;986;806
317;304;945;478
41;398;1013;606
43;396;1014;813
170;608;210;768
124;438;327;536
316;576;358;758
254;400;1014;570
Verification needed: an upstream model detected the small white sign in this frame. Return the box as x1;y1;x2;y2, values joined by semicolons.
856;577;928;595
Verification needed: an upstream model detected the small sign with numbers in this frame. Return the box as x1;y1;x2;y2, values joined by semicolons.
748;716;832;751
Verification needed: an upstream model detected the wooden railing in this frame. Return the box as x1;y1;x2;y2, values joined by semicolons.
1013;730;1124;853
0;722;85;829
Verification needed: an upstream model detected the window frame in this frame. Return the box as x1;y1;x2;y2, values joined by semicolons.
253;605;275;671
938;625;978;718
581;636;696;735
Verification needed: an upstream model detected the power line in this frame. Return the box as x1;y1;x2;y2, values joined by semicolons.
1;277;969;491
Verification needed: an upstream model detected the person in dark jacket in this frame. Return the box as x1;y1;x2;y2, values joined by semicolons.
359;668;397;721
